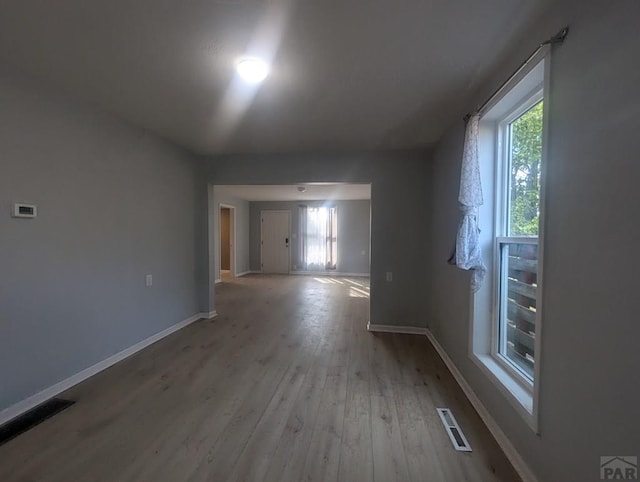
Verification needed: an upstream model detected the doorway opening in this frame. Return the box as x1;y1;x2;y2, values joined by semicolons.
218;204;236;282
209;183;371;319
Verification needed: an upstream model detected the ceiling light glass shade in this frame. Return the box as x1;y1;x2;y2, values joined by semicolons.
235;57;269;83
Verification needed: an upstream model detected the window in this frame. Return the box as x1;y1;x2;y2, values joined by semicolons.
299;205;337;270
469;49;548;430
496;98;543;381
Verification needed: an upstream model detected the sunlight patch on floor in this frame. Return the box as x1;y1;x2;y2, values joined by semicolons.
349;287;370;298
312;276;370;298
344;279;363;287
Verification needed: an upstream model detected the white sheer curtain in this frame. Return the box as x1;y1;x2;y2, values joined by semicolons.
452;114;486;292
299;205;337;271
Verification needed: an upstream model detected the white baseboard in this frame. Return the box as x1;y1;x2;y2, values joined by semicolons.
0;312;211;426
215;278;222;284
424;329;538;482
366;322;428;335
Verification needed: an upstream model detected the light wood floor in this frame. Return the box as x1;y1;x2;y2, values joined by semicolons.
0;275;520;482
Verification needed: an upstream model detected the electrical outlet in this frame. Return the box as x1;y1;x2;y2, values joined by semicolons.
145;274;153;287
361;250;366;255
386;272;393;282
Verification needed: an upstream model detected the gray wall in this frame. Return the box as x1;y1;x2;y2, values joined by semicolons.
0;69;203;413
428;2;640;481
249;200;370;274
204;152;432;327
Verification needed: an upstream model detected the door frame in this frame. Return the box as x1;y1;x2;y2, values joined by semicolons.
218;203;236;281
260;209;291;274
205;182;372;320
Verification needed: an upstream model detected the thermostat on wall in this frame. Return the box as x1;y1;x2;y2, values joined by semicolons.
12;203;37;218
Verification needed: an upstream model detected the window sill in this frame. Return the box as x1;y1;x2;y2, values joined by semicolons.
471;353;538;433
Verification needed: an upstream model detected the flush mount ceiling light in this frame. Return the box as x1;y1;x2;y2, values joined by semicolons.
235;57;269;83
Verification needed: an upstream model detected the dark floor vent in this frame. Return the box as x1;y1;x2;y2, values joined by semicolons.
0;398;75;446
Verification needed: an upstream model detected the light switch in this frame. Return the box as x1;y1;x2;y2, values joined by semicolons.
145;274;153;287
386;272;393;282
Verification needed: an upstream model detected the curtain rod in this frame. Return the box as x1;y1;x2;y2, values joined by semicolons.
463;26;569;122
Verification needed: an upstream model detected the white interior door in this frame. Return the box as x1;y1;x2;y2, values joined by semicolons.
261;210;290;273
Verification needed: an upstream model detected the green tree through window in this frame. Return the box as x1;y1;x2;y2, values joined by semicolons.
509;101;543;236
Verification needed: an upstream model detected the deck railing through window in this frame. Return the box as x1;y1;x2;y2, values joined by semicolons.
498;239;538;380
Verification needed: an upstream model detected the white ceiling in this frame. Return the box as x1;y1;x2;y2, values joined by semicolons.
0;0;553;155
215;183;370;201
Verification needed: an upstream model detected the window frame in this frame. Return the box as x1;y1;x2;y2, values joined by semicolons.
468;47;550;433
491;90;544;386
498;92;544;238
